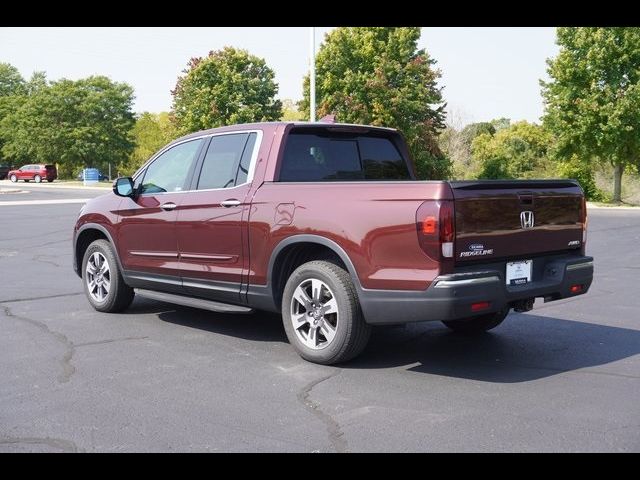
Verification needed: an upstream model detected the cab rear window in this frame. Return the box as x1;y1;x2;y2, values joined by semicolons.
278;131;411;182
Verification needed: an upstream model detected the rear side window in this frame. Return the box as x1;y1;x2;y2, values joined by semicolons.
196;133;255;190
278;131;411;182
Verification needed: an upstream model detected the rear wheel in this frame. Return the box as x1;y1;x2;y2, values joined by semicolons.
82;239;134;313
282;260;371;365
34;174;42;183
442;307;509;335
10;174;17;183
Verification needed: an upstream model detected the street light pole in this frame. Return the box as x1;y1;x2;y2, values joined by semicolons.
310;26;316;122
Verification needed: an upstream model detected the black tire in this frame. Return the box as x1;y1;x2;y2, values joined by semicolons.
281;260;371;365
10;174;17;183
442;307;510;335
34;174;42;183
82;239;134;313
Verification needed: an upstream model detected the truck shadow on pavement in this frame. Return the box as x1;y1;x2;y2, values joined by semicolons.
127;297;287;343
130;298;640;383
347;313;640;383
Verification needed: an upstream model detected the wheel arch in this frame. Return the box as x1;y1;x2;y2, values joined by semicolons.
247;234;363;312
74;224;123;278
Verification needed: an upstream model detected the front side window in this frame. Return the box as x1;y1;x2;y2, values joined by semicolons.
196;133;256;190
140;139;203;194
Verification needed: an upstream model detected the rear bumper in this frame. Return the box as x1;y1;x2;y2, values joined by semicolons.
359;254;593;325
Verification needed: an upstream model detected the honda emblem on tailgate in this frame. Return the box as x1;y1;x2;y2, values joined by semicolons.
520;211;535;229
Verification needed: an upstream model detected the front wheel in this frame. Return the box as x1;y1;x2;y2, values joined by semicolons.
82;239;134;313
282;260;371;365
34;174;42;183
442;307;510;335
10;174;17;183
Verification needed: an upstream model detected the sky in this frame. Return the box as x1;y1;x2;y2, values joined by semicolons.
0;27;559;126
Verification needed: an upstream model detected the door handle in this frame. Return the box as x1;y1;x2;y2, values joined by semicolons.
160;202;177;211
221;199;241;208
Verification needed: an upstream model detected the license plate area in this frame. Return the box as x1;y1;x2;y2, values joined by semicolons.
506;260;532;285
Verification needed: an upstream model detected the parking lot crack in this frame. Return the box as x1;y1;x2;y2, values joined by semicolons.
32;254;61;268
0;436;81;452
75;336;149;348
1;305;76;383
297;369;348;453
0;292;83;304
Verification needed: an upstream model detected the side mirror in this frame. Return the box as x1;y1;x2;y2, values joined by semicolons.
113;177;135;197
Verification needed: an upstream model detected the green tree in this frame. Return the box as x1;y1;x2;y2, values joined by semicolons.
301;27;450;179
0;63;26;164
26;71;48;95
0;63;25;97
1;76;135;177
541;27;640;203
471;121;553;179
122;112;176;176
281;98;304;121
490;118;511;132
171;47;282;135
461;122;497;149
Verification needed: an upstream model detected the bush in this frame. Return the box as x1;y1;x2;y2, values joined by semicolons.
555;157;606;201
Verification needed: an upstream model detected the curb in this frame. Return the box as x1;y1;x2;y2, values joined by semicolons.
0;180;110;192
587;203;640;211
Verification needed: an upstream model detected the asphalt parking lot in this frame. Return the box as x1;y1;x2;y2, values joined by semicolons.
1;180;639;452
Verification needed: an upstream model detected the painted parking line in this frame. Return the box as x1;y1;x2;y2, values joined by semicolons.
0;198;91;206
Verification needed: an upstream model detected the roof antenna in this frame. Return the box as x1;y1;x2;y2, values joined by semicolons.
319;114;336;123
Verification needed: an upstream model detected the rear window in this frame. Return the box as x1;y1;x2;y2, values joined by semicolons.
278;131;411;182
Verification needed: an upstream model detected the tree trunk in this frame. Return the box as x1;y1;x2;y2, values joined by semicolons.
613;163;623;203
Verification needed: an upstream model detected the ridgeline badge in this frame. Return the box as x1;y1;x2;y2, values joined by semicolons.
460;244;494;258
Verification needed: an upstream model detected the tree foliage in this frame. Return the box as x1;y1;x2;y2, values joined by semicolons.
471;121;553;179
0;63;27;163
121;112;176;176
0;76;135;177
301;27;450;179
281;98;304;121
171;47;282;135
461;122;496;149
440;121;505;179
0;63;25;97
542;27;640;202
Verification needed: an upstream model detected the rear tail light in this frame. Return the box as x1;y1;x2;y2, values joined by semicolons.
416;200;455;269
440;200;455;259
570;284;583;294
581;196;588;252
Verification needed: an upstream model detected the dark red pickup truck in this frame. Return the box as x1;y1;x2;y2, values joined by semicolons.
73;122;593;364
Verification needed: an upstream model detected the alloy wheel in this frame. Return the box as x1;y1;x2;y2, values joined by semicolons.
86;252;111;302
290;278;339;350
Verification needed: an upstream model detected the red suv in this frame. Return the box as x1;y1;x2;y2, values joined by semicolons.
8;164;57;183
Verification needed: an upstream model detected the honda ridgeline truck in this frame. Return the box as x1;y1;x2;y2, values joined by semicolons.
73;122;593;364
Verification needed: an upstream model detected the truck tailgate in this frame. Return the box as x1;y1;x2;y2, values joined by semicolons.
450;180;585;263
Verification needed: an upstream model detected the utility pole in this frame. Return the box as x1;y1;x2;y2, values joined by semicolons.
309;26;316;122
